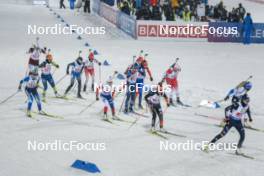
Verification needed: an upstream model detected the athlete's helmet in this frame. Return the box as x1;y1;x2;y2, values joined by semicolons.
241;94;250;105
76;57;83;64
150;82;164;94
244;81;252;91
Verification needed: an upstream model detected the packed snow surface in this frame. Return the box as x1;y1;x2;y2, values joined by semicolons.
0;3;264;176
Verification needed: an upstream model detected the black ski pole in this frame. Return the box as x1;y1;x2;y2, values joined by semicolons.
0;91;19;105
56;74;67;85
79;100;97;114
118;91;126;114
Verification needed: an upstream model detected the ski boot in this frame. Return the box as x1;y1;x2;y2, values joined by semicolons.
61;92;68;100
53;87;60;97
103;112;108;119
39;110;46;115
112;115;119;120
170;98;176;107
138;104;144;110
54;92;60;98
202;144;210;153
151;126;156;132
111;108;117;119
77;93;83;99
103;112;112;122
26;110;32;118
176;97;184;106
235;148;243;155
124;108;129;114
91;83;94;91
63;89;69;98
62;93;67;99
129;107;134;113
83;85;87;92
159;127;166;133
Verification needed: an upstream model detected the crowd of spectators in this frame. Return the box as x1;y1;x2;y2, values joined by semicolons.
116;0;247;22
206;2;246;22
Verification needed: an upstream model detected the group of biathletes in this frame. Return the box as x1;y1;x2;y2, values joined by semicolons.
18;38;253;154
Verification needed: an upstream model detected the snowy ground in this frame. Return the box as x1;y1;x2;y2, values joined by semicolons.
0;3;264;176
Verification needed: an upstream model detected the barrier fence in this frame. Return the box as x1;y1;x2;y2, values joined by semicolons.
93;0;137;37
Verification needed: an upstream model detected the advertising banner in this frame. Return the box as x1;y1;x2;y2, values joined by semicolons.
208;22;264;43
137;21;208;41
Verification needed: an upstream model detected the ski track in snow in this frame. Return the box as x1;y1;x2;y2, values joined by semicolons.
0;3;264;176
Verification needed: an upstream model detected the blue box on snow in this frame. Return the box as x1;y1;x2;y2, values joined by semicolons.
71;160;101;173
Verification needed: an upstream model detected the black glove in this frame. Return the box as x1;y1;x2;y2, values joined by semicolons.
96;96;99;101
150;77;153;81
224;96;229;101
66;70;69;75
98;62;102;66
249;118;253;122
55;64;59;68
